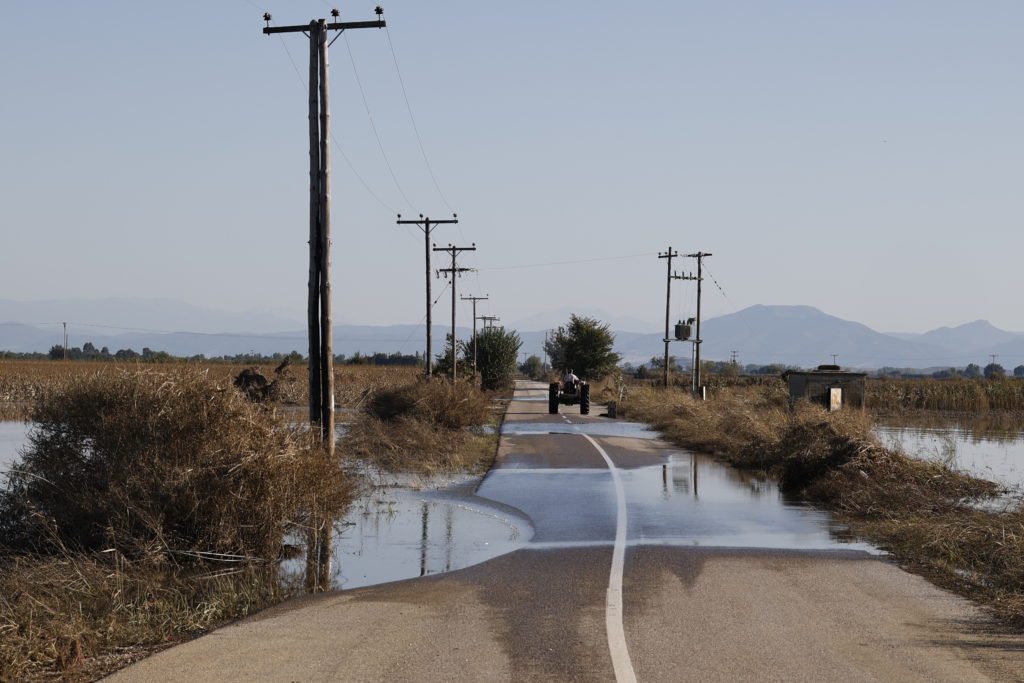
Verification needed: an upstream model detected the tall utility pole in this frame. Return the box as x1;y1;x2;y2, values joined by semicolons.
461;294;489;376
479;315;500;329
62;322;68;361
686;252;712;396
398;214;459;378
434;243;476;381
263;8;385;593
658;247;690;388
262;8;385;451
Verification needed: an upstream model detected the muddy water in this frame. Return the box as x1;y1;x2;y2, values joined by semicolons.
876;422;1024;489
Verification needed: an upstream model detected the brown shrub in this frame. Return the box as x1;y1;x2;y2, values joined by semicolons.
345;378;496;474
0;368;352;562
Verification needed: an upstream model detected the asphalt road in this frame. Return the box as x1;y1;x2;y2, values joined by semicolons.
111;381;1024;682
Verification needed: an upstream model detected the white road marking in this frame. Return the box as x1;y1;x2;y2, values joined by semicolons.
578;431;637;683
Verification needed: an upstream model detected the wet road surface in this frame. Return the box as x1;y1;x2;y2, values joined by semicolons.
112;381;1024;682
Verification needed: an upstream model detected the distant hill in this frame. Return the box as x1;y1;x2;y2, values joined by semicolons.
3;299;1024;369
901;320;1024;355
610;305;953;369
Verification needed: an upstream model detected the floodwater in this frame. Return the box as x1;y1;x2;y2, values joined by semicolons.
306;482;533;590
488;417;878;553
876;421;1024;489
0;421;29;478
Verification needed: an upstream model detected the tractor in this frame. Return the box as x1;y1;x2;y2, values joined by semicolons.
548;378;591;415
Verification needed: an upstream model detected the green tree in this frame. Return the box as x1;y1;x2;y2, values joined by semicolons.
543;315;621;380
434;333;472;378
984;362;1006;379
964;363;982;379
519;354;544;380
1014;365;1024;378
467;327;523;390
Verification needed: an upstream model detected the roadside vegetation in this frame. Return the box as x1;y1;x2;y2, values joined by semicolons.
616;382;1024;627
342;378;501;475
0;368;353;680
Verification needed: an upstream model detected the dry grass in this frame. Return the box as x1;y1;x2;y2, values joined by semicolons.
0;552;284;681
868;378;1024;414
343;378;500;475
0;367;355;680
0;360;421;421
617;384;1024;626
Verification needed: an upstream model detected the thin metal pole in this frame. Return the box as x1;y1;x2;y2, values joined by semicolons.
307;20;322;425
317;19;335;450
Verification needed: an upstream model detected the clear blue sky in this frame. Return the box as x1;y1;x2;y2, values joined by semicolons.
2;1;1022;333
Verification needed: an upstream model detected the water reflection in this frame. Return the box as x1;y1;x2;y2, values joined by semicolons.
479;448;877;553
876;421;1024;489
0;421;30;479
284;485;533;591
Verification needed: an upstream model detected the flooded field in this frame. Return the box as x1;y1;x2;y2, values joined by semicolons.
876;420;1024;489
0;421;29;478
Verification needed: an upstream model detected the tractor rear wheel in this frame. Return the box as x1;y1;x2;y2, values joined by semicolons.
548;382;559;414
580;383;591;415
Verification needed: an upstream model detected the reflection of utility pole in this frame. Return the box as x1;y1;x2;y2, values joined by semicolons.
461;294;488;376
398;214;459;378
685;252;712;397
434;244;476;381
444;505;454;572
419;502;429;577
692;455;699;499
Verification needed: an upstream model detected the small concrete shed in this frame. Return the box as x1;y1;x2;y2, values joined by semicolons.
781;365;867;411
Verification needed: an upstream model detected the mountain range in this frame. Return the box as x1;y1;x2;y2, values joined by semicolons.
2;299;1023;370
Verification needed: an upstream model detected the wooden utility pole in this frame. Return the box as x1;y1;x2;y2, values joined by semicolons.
263;8;385;593
658;247;688;388
398;214;459;378
461;294;489;376
685;252;712;397
263;8;385;446
479;315;500;329
62;322;68;361
434;243;476;381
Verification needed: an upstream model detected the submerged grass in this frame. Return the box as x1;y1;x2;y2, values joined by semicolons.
343;378;501;475
0;368;354;680
868;378;1024;414
617;384;1024;626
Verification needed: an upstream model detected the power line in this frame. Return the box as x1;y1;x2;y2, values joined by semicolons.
343;32;416;210
385;26;454;213
275;26;399;214
479;252;654;272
